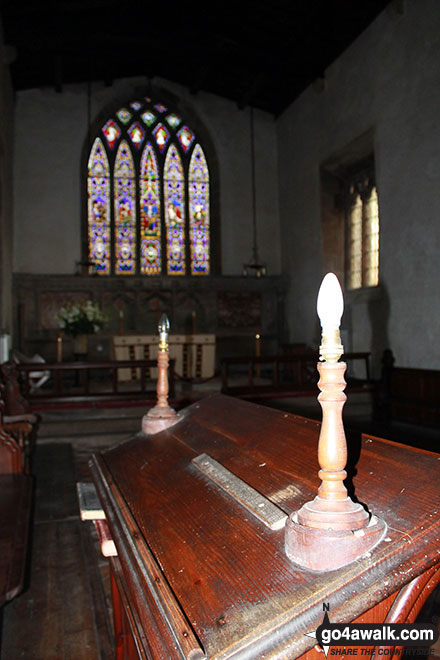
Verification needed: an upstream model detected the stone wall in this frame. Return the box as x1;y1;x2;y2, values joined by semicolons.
278;0;440;373
0;19;14;337
13;77;281;278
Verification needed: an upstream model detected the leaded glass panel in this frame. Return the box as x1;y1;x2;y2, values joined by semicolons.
142;111;156;127
189;145;210;275
128;122;145;149
164;144;185;275
88;138;111;274
166;113;181;129
177;126;195;152
116;108;132;124
153;123;170;152
114;141;136;274
88;98;211;276
102;119;121;149
140;143;161;275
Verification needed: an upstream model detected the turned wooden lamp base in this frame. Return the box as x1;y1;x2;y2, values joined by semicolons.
285;512;387;572
142;406;180;435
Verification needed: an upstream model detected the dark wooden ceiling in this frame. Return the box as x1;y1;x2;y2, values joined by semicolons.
1;0;391;115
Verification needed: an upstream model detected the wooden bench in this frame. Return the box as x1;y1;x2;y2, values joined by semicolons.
221;351;372;400
15;358;175;409
0;419;32;607
378;349;440;426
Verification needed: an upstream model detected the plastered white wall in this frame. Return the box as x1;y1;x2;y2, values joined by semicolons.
277;0;440;371
0;19;14;335
13;77;280;276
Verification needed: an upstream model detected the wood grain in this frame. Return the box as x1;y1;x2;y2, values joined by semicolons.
91;394;440;659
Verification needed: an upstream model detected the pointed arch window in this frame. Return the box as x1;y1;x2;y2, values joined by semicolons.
347;172;379;290
86;98;211;276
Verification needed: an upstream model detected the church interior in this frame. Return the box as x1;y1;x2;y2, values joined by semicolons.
0;1;439;658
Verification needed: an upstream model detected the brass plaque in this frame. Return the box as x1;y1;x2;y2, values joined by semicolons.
192;454;287;531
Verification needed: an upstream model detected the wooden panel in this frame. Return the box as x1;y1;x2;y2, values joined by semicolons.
0;475;32;606
90;394;440;660
113;334;215;380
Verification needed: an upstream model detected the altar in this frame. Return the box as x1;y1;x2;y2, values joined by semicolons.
112;333;216;381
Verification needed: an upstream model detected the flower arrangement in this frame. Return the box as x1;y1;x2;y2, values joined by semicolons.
56;300;105;337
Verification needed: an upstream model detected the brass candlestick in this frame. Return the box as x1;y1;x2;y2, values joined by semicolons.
285;273;386;571
142;314;179;435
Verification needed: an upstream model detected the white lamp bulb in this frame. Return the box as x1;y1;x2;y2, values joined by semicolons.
317;273;344;331
158;313;170;335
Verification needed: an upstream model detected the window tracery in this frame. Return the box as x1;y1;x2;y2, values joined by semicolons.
87;98;210;276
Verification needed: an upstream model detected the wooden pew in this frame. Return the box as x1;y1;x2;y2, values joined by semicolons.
0;411;32;607
16;359;175;408
221;350;372;399
0;361;40;470
377;349;440;425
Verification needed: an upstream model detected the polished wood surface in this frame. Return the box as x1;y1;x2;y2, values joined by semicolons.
91;394;440;659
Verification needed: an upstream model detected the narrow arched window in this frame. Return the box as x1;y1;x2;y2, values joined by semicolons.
189;145;210;275
87;138;111;274
86;98;211;276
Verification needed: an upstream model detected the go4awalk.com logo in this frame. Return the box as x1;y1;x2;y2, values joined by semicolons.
306;604;439;657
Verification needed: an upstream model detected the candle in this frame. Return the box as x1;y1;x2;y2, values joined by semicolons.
255;333;261;378
56;333;63;362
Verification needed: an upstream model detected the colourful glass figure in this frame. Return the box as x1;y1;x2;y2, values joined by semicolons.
128;122;146;149
166;113;181;129
114;141;136;274
88;99;210;277
141;111;156;127
153;123;170;152
140;143;161;275
164;144;185;275
177;126;195;153
189;144;210;274
102;119;121;149
116;108;132;125
88;139;111;274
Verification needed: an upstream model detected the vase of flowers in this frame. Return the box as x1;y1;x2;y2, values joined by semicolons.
56;300;105;356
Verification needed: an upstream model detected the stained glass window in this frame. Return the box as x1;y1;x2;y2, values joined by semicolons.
164;145;186;275
116;108;132;124
166;113;181;129
87;97;211;276
177;126;194;153
102;119;121;149
114;141;136;274
88;138;111;274
142;111;156;127
128;122;145;149
140;144;161;275
152;123;170;152
189;145;210;275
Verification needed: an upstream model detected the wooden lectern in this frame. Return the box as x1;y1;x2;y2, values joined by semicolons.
90;280;440;660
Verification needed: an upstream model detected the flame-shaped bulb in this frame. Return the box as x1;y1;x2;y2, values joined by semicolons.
317;273;344;332
158;314;170;351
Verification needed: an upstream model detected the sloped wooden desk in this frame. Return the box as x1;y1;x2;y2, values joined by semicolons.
90;395;440;660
